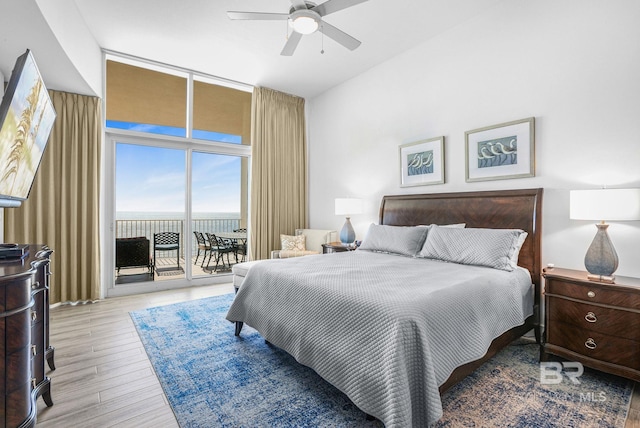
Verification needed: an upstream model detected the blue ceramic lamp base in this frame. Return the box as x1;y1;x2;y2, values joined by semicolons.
584;222;618;283
340;217;355;246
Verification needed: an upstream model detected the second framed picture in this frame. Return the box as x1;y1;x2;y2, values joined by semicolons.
465;117;535;182
399;136;445;187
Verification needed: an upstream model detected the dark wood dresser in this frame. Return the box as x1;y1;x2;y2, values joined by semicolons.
542;267;640;382
0;245;54;427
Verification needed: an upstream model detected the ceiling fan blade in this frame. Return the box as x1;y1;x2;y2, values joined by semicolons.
312;0;368;17
281;32;303;56
290;0;309;11
319;21;361;50
227;11;289;20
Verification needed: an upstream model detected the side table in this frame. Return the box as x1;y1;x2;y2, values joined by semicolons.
542;267;640;382
322;242;357;254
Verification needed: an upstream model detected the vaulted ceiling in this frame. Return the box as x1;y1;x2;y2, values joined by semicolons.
1;0;503;99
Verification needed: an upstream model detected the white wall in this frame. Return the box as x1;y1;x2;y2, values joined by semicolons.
1;0;98;97
36;0;102;96
308;0;640;277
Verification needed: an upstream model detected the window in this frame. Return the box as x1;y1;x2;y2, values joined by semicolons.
104;55;252;294
105;58;252;144
193;77;251;145
106;60;188;137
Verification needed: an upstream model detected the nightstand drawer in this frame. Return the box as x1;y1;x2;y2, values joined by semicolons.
548;323;640;370
547;296;640;341
546;278;640;308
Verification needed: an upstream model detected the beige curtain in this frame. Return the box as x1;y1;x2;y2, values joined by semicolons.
250;87;307;260
5;91;102;304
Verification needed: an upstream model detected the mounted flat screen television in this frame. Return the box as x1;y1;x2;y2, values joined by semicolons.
0;49;56;207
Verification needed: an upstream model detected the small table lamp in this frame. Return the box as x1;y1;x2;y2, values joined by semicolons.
335;198;363;246
570;188;640;282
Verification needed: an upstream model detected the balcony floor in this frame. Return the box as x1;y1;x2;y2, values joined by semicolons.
114;254;244;284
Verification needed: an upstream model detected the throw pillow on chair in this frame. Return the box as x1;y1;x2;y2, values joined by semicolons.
280;234;306;251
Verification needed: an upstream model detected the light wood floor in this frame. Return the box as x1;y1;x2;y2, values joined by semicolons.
36;283;234;427
627;388;640;428
35;283;640;427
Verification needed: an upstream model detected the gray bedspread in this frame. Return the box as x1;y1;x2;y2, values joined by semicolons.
226;250;533;427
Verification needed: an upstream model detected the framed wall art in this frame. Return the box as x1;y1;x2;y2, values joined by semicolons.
465;117;535;182
399;136;445;187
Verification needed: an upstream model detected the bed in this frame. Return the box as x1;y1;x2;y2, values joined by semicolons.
226;188;542;427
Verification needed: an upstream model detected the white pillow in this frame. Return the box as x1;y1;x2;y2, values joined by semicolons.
418;225;528;271
281;234;306;251
418;223;466;228
358;224;429;257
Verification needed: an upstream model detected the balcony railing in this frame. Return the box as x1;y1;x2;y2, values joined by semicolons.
116;217;241;257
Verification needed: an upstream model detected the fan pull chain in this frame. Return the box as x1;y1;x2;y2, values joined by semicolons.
321;24;325;54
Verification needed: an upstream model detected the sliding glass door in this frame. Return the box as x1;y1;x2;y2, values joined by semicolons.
114;143;186;283
191;152;246;277
106;135;250;296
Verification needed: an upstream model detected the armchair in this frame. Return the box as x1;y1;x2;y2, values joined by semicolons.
271;229;337;259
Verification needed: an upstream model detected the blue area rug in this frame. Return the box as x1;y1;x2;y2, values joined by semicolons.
130;293;378;427
130;294;632;427
436;340;632;427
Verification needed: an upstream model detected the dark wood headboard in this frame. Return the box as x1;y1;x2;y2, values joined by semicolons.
379;188;543;289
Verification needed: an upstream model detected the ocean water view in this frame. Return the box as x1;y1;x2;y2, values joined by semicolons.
115;212;244;256
116;211;240;220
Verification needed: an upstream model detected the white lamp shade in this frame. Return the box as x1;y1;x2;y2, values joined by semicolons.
335;198;363;216
570;189;640;221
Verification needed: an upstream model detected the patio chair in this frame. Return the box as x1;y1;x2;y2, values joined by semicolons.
234;238;247;263
153;232;180;270
193;231;211;267
232;228;247;263
205;233;235;272
115;236;153;275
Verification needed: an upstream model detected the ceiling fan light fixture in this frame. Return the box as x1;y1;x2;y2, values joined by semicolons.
290;10;320;34
228;0;367;55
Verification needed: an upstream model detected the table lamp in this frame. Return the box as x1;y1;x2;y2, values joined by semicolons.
335;198;363;246
570;188;640;282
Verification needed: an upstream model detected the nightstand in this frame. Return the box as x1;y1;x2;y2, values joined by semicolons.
542;267;640;382
322;242;357;254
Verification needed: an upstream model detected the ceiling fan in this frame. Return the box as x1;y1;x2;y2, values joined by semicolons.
227;0;368;56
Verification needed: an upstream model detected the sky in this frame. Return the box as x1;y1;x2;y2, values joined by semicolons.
113;121;243;214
